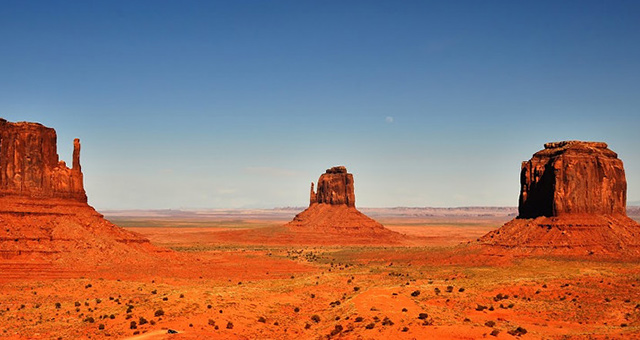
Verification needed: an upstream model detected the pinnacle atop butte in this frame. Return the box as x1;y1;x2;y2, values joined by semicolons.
0;118;158;266
284;166;402;244
480;141;640;257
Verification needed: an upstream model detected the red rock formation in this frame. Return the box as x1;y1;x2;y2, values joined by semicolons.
0;119;160;265
480;141;640;257
0;119;87;202
518;141;626;218
283;166;402;244
310;166;356;207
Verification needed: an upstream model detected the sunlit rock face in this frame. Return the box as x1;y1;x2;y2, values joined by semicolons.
0;119;86;202
309;166;356;208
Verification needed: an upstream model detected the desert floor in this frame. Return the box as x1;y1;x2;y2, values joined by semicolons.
1;212;640;339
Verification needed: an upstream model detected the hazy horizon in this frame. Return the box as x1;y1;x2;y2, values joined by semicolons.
2;1;639;210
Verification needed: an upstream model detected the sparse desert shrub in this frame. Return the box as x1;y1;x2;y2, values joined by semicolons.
226;321;234;329
411;290;420;297
330;325;343;336
85;284;92;289
294;307;300;312
459;288;465;292
354;287;360;291
96;299;101;304
305;323;311;329
401;326;409;332
418;313;429;320
354;316;363;322
154;309;164;317
311;314;321;323
84;317;95;323
180;294;184;298
434;288;441;295
485;321;496;327
151;290;157;295
129;321;137;329
207;304;211;309
109;314;115;319
381;317;394;326
365;323;375;329
258;316;266;323
139;317;148;325
507;327;527;336
208;319;215;326
490;329;500;336
476;304;487;311
75;302;81;307
446;286;454;293
55;302;61;309
401;308;408;312
98;324;105;330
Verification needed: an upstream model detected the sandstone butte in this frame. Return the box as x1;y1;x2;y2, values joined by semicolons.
283;166;402;241
479;141;640;257
211;166;404;245
0;118;161;271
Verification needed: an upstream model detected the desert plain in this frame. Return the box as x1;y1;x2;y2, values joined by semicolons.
2;207;640;340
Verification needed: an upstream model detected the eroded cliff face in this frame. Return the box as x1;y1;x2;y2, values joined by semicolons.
0;119;86;202
310;166;356;207
518;141;626;218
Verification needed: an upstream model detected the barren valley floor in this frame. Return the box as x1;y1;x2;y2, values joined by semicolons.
1;210;640;339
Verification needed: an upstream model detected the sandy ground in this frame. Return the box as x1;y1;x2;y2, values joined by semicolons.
1;216;639;339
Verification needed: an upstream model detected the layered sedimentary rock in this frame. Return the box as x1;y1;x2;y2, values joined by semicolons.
480;141;640;257
0;119;157;264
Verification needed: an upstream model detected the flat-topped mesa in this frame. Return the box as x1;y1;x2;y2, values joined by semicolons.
310;166;356;207
518;140;626;219
0;118;87;202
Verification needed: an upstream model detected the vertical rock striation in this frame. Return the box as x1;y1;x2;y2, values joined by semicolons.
518;141;626;218
310;166;356;207
0;119;87;202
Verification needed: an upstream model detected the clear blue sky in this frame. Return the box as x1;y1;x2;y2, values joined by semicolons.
1;1;639;209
